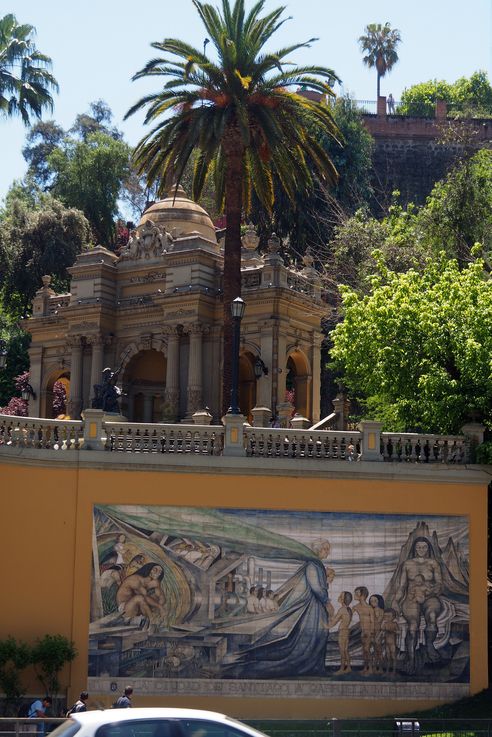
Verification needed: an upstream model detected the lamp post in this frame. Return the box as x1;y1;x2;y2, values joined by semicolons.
21;383;36;402
229;297;245;414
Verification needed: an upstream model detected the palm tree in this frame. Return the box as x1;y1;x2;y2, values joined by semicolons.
126;0;341;413
0;13;58;125
358;22;401;99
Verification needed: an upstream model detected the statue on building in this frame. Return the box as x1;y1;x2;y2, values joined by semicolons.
92;366;122;413
119;220;174;261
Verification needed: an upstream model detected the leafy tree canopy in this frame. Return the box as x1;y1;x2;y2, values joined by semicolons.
327;149;492;290
0;192;91;315
399;71;492;118
49;131;131;246
330;254;492;434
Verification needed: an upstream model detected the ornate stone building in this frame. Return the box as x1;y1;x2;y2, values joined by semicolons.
27;186;326;424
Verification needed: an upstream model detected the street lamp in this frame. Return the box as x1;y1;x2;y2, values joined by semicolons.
254;356;268;379
21;383;36;402
0;339;7;370
229;297;246;414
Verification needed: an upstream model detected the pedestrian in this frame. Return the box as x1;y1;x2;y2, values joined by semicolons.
387;93;395;114
29;696;52;736
66;691;89;716
113;686;133;708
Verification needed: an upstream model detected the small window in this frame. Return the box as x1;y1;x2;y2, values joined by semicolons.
97;719;177;737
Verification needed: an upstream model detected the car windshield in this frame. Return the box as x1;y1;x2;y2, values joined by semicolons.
47;721;81;737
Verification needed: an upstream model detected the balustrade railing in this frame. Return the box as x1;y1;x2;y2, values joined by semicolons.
105;421;224;455
381;433;468;463
244;427;361;460
0;414;83;450
0;413;476;464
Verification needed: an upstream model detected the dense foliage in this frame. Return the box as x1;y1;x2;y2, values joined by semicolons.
250;96;374;255
330;254;492;433
0;193;91;315
0;13;58;125
399;71;492;117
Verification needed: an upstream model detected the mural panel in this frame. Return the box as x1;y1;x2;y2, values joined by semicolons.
89;506;469;689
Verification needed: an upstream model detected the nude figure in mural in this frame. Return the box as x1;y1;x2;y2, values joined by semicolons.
327;591;353;674
369;594;385;673
352;586;375;675
116;563;166;627
381;608;399;674
394;537;443;673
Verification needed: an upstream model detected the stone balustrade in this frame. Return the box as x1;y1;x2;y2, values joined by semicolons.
105;421;223;455
0;414;84;450
244;427;361;460
381;432;468;463
0;412;481;464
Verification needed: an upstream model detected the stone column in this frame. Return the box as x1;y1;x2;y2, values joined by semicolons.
88;334;105;406
163;327;180;421
67;336;83;419
186;324;205;417
143;394;154;422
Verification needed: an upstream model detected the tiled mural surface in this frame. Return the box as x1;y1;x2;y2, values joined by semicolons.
88;506;469;698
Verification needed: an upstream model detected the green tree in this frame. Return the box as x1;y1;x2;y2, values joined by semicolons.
330;254;492;433
31;634;77;701
22;120;64;189
0;637;31;715
399;71;492;118
399;79;453;117
0;13;58;125
418;149;492;266
49;132;131;246
0;193;91;315
358;22;401;99
126;0;340;410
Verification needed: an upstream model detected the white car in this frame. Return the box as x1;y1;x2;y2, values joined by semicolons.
51;708;269;737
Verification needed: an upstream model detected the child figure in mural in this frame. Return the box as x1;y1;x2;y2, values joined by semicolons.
353;586;375;675
327;591;353;674
369;594;385;673
381;608;399;674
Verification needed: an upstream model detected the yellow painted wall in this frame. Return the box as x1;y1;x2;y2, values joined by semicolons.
0;459;488;718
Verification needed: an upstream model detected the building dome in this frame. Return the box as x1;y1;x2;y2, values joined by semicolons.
138;185;217;243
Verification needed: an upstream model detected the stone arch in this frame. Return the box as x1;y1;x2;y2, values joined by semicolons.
286;348;312;419
42;364;71;418
239;350;257;422
121;344;167;422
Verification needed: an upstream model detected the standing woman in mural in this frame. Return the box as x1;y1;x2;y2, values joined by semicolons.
116;563;166;628
394;537;443;673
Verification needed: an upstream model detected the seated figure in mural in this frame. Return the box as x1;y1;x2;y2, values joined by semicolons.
393;537;443;673
116;563;166;628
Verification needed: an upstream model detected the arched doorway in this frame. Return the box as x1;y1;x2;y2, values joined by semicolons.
239;352;256;422
44;370;70;418
122;350;166;422
286;350;311;419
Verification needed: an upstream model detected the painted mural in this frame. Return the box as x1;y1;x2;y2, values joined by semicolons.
89;506;469;684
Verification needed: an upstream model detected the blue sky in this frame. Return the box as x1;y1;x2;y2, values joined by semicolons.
1;0;491;203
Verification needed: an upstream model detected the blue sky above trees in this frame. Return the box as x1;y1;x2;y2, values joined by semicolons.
1;0;491;201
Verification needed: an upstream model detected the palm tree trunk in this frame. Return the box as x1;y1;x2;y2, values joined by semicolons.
377;72;381;100
222;134;244;415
